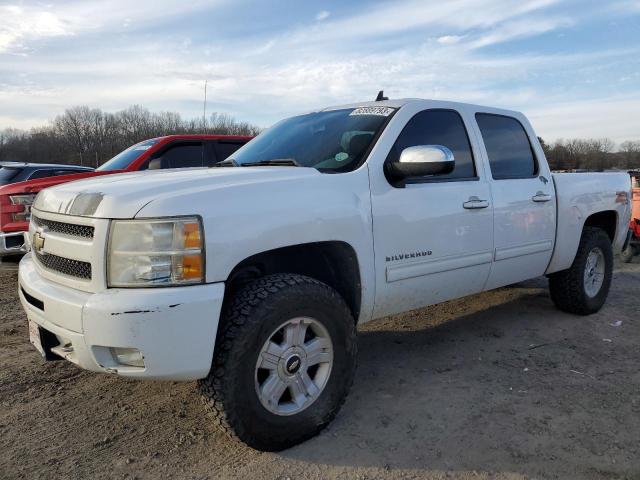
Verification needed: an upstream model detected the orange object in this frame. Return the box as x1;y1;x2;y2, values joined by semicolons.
180;254;203;280
182;222;202;249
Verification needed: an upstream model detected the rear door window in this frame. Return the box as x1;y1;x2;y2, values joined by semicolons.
475;113;538;179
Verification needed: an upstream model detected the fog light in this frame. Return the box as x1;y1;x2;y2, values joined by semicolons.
111;347;145;367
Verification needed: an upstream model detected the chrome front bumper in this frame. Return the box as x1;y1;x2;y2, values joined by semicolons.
0;231;28;256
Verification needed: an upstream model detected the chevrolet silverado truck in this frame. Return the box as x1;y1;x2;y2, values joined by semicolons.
18;99;631;451
0;135;251;255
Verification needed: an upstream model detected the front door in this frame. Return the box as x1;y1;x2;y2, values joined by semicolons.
474;112;556;290
369;108;494;319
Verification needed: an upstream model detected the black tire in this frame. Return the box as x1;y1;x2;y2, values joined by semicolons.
198;273;357;451
548;227;613;315
620;244;635;263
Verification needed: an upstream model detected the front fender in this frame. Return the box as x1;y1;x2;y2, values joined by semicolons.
135;167;377;322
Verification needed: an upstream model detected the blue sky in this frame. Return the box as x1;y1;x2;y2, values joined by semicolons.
0;0;639;144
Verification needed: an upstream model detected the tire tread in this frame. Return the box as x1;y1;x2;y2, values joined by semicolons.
548;227;613;315
198;273;356;450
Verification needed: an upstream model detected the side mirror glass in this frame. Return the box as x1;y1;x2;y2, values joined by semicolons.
386;145;455;180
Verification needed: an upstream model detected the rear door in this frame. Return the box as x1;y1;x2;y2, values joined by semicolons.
473;112;556;289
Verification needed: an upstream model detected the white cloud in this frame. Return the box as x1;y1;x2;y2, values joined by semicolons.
0;5;75;53
0;0;638;145
285;0;562;46
315;10;330;21
527;96;640;144
467;16;573;49
437;35;464;45
0;0;222;54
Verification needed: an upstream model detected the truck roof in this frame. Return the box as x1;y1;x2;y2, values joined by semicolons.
321;98;523;118
152;134;254;142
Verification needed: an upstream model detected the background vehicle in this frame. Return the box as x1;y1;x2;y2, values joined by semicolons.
18;99;631;451
0;135;251;255
621;171;640;263
0;162;93;186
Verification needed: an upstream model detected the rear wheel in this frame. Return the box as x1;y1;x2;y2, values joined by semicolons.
198;273;357;451
548;227;613;315
620;244;635;263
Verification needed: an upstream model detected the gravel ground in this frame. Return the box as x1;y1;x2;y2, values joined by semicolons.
1;256;639;480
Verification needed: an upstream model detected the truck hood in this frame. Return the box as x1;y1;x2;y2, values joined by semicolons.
33;167;320;218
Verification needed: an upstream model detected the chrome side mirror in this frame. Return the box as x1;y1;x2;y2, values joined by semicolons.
386;145;455;180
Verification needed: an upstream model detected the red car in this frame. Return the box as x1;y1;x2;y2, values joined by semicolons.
0;134;252;255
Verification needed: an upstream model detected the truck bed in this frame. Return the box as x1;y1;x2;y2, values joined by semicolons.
546;172;631;274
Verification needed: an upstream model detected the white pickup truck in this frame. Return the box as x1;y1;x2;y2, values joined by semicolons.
19;98;631;451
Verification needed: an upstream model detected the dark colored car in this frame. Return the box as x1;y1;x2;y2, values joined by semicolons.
0;162;94;186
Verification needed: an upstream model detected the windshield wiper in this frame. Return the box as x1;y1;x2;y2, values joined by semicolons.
213;159;239;167
240;158;301;167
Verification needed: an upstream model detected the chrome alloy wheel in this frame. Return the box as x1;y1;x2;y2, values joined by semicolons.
255;317;333;416
584;247;605;298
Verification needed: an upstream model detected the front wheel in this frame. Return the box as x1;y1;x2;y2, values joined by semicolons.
198;274;357;451
548;227;613;315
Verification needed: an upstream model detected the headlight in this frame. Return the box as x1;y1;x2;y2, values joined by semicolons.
9;194;37;222
107;217;204;287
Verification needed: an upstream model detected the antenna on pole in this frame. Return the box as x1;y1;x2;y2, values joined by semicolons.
203;79;208;133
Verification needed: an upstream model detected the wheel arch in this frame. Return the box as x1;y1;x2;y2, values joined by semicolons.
224;241;362;322
583;210;617;243
547;209;619;275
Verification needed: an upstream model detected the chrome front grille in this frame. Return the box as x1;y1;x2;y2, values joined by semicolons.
34;250;92;280
32;216;95;239
29;208;108;292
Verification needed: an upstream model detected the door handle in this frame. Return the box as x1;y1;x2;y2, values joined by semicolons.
532;191;552;202
463;196;489;209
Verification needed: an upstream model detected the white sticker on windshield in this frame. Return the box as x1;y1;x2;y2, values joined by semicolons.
133;146;152;151
350;106;394;117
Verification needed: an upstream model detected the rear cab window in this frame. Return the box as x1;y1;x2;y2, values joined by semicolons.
475;113;538;179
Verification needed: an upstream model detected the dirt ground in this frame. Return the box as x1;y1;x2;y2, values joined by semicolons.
1;257;639;480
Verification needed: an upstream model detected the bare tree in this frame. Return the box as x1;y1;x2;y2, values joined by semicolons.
0;105;260;166
620;140;640;169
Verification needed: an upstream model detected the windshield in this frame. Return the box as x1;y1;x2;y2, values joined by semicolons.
229;107;395;172
0;166;21;184
97;139;159;171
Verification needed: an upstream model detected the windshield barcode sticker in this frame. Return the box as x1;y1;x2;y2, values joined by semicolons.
350;106;395;116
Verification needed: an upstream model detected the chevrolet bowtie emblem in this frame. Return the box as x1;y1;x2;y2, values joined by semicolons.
32;231;46;254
